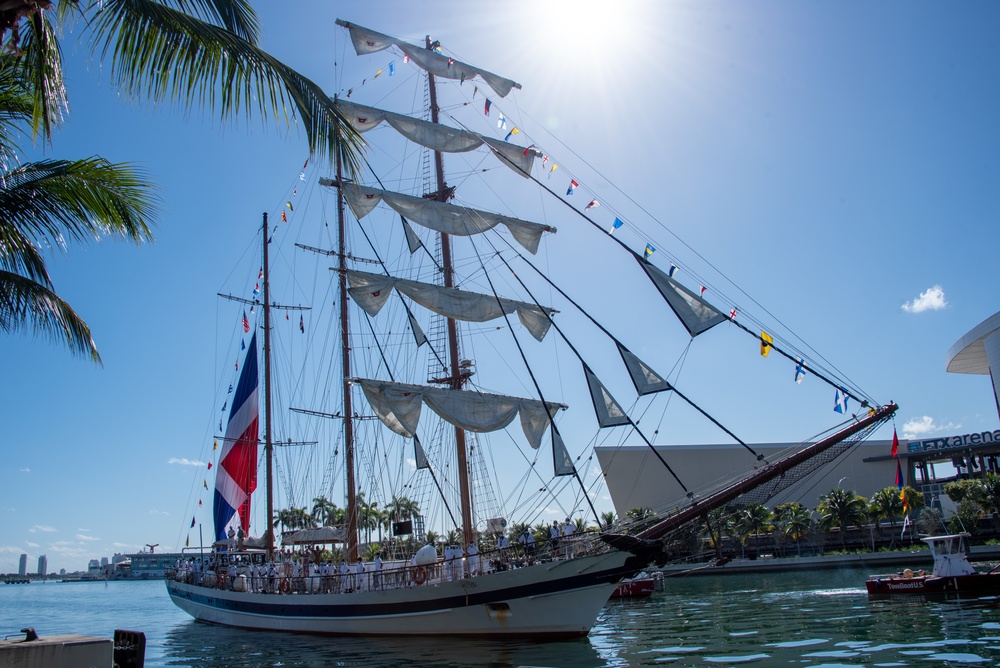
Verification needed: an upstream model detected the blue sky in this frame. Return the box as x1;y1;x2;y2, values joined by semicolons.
3;1;1000;574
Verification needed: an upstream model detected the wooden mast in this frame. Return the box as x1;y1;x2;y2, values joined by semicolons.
426;35;475;549
262;212;275;557
336;120;360;562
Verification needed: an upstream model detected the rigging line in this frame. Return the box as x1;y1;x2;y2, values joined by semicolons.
464;112;871;404
492;237;762;460
473;242;690;496
518;150;874;409
493;102;861;390
358;249;457;524
464;234;601;526
724;310;874;409
333;188;450;375
351;149;444;274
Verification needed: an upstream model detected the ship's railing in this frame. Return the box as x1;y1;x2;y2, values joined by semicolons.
168;532;605;595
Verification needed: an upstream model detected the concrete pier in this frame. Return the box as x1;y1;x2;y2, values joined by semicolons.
0;632;112;668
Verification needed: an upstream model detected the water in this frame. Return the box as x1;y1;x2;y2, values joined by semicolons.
5;569;1000;666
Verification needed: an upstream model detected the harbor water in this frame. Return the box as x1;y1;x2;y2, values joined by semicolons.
5;567;1000;666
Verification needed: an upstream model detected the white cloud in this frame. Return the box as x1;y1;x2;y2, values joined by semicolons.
29;525;56;533
25;541;39;548
902;285;947;313
76;534;101;542
19;468;29;473
168;457;206;467
0;546;22;554
148;509;170;516
902;415;959;439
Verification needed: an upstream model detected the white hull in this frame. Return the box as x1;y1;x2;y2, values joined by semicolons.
167;550;634;637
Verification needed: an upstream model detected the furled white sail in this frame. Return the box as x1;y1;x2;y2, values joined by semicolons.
335;101;536;177
617;343;672;395
340;184;554;255
336;20;521;98
639;260;727;337
355;379;566;449
347;269;555;341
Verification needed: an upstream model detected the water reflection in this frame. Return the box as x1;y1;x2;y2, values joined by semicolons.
163;619;607;667
151;569;1000;666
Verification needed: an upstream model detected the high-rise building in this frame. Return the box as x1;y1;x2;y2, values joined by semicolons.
37;555;47;577
18;554;27;576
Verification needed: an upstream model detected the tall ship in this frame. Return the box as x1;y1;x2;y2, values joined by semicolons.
166;20;896;637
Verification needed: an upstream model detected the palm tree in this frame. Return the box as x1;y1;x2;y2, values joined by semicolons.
980;473;1000;531
425;530;439;548
868;488;905;543
732;504;772;558
2;2;363;166
386;495;421;525
312;496;345;527
817;488;868;550
0;2;364;358
773;502;812;557
0;54;156;362
599;511;616;530
625;507;656;533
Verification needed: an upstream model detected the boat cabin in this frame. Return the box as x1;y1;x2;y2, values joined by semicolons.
924;533;977;578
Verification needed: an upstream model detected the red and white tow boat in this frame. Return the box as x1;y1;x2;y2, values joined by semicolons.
866;533;1000;595
610;573;655;598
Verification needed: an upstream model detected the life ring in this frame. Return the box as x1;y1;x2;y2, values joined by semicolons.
280;578;291;594
414;566;427;585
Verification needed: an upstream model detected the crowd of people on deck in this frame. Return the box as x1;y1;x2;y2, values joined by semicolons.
172;518;584;595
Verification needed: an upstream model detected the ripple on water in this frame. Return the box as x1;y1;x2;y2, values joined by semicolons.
703;654;770;663
728;631;759;637
802;650;862;659
638;646;706;654
764;638;828;648
923;653;989;663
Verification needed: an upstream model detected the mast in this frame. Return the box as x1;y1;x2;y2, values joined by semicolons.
262;213;275;557
426;34;475;549
336;120;360;562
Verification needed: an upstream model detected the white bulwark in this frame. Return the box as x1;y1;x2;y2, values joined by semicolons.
597;429;1000;519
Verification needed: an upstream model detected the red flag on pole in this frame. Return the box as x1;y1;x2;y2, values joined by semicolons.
890;428;899;458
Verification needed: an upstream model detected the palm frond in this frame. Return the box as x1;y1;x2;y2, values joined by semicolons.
0;216;51;284
0;157;158;250
87;0;364;173
15;6;65;142
0;54;34;157
171;0;259;43
0;268;101;363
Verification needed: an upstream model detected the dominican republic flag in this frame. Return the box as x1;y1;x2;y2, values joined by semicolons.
214;332;259;542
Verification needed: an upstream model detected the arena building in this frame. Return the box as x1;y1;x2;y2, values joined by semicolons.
597;310;1000;519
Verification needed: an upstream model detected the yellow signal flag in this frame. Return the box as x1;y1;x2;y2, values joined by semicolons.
213;439;218;451
760;331;773;358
